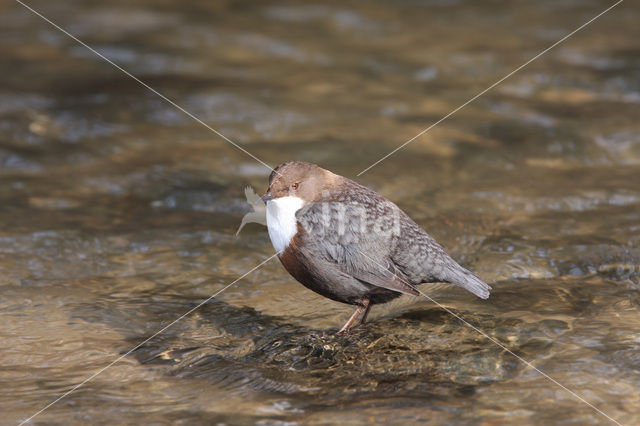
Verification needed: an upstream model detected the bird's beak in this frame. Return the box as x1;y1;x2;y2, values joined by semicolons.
261;192;274;203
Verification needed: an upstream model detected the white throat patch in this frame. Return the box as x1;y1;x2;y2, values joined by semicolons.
266;196;304;253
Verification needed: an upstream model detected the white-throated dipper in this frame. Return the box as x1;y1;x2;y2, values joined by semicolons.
262;161;491;334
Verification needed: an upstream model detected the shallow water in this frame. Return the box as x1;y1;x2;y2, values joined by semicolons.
2;0;639;424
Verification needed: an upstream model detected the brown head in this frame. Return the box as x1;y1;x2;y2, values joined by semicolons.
261;161;338;204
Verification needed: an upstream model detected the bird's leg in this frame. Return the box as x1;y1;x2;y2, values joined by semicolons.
337;299;370;335
359;301;372;325
337;306;364;335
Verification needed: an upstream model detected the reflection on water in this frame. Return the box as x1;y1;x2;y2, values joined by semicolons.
1;0;639;424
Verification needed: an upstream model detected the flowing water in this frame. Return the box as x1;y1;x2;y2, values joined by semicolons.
2;0;639;424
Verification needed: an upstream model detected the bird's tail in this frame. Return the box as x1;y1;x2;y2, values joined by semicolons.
443;265;491;299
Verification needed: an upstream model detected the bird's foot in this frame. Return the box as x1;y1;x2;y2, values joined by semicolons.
336;299;370;335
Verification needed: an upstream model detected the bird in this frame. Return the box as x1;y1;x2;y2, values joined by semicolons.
261;161;491;334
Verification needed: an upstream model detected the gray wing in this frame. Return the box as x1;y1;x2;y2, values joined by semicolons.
391;217;491;299
297;197;418;297
297;181;490;300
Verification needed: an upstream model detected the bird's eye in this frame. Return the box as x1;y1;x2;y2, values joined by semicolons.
291;183;299;189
